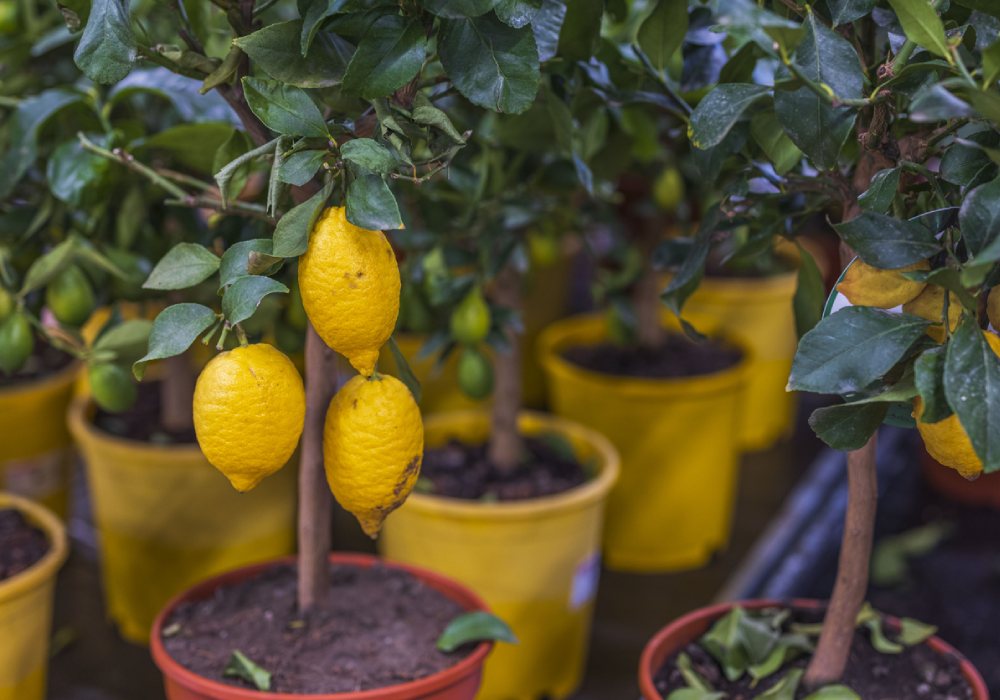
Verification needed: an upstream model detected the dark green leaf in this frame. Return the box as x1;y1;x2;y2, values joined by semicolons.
219;240;275;287
828;0;875;25
423;0;498;18
213;130;255;204
142;123;235;175
915;346;951;422
439;15;540;115
20;238;79;295
887;0;952;61
688;84;770;150
809;402;889;450
436;611;517;652
793;246;825;338
794;12;864;98
788;307;930;395
0;89;84;198
910;84;974;122
133;304;218;379
941;132;998;189
346;173;402;230
495;0;541;28
663;210;720;315
143;243;221;291
858;168;901;213
46;139;110;207
299;0;349;54
532;0;567;62
388;336;422;404
235;20;350;88
834;212;941;268
944;316;1000;472
774;87;855;170
750;112;802;175
637;0;687;71
242;77;328;137
222;276;288;325
340;138;398;174
411;97;467;144
955;0;1000;17
272;179;333;257
278;149;326;186
73;0;136;84
223;650;271;692
959;176;1000;258
342;16;427;99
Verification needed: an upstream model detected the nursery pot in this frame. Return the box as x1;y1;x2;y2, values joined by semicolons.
683;267;798;451
150;553;493;700
0;362;79;518
920;447;1000;509
538;313;750;572
0;492;68;700
379;411;619;700
68;398;296;644
638;599;990;700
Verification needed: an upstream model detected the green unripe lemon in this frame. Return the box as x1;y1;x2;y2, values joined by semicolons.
457;345;494;400
0;312;33;374
528;231;560;269
46;266;96;327
0;288;14;321
89;363;138;413
450;287;491;344
653;167;685;212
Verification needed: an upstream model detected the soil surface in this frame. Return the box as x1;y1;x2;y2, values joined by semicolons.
420;436;589;501
870;481;1000;696
161;563;473;694
563;335;741;380
654;607;974;699
0;342;73;388
94;380;196;444
0;508;49;581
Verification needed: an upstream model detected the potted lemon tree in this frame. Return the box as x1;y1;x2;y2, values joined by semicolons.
636;0;997;697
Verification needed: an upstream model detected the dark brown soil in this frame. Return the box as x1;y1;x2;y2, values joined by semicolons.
870;482;1000;696
562;335;741;380
0;342;73;388
162;563;473;694
0;508;49;582
420;436;589;501
654;608;974;699
93;380;196;444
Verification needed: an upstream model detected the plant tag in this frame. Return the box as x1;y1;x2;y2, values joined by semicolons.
569;552;600;610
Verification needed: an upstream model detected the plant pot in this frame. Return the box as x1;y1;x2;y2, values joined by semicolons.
0;492;68;700
920;446;1000;509
683;268;798;451
638;599;990;700
150;553;493;700
379;410;619;700
67;398;296;644
538;313;750;572
0;362;79;518
520;250;576;408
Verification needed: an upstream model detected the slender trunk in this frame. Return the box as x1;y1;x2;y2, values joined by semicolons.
803;434;878;687
634;217;665;348
160;352;195;432
487;266;524;473
297;323;338;613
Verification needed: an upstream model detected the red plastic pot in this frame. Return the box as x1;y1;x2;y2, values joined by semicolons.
921;448;1000;509
638;599;989;700
150;553;493;700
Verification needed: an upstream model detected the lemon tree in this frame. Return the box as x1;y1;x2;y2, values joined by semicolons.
612;0;1000;690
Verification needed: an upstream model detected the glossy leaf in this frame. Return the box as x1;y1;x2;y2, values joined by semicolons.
219;240;275;287
342;16;427;99
299;0;349;54
272;179;333;258
19;238;79;295
887;0;952;61
133;304;218;379
242;77;328;137
828;0;876;25
834;212;941;268
556;0;602;62
340;138;397;174
436;611;517;652
73;0;136;84
222;276;289;325
809;401;889;450
495;0;541;28
46;139;111;207
914;346;951;422
858;168;901;213
235;20;350;88
751;112;802;175
532;0;567;62
143;243;220;291
346;173;402;231
638;0;688;70
959;176;1000;259
278;149;326;186
944;317;1000;472
688;84;770;150
0;89;83;198
423;0;498;18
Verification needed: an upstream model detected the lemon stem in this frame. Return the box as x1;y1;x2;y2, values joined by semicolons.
235;324;249;347
216;324;231;351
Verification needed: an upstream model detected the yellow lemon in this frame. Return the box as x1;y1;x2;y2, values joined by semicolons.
987;286;1000;330
193;343;305;491
837;259;929;309
324;373;423;538
913;332;1000;481
298;207;400;376
902;285;962;342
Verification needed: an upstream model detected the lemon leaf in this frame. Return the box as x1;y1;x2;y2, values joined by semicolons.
224;650;271;691
436;611;517;652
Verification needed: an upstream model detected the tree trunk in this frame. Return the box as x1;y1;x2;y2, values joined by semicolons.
803;434;878;687
160;353;195;432
487;265;524;473
297;323;338;613
633;218;665;348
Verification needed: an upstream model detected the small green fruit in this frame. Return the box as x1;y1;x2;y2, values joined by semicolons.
457;346;494;400
0;288;14;321
89;363;138;413
46;266;96;327
450;287;491;344
0;312;33;374
653;167;685;212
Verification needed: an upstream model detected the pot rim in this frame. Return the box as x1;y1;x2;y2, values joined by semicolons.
637;599;990;700
537;313;753;399
67;397;204;454
399;409;620;521
0;359;80;400
0;492;68;605
150;552;493;700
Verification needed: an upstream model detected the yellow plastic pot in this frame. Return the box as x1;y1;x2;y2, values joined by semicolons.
538;314;750;572
67;399;296;644
0;362;79;518
683;269;798;451
0;492;68;700
379;410;619;700
520;250;576;408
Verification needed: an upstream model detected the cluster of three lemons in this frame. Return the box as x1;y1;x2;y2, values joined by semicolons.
194;207;422;537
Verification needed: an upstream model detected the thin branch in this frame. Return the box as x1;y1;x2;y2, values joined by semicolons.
165;196;275;223
136;44;206;81
78;133;189;199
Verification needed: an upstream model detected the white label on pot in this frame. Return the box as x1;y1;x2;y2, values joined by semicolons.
3;450;69;500
569;553;600;610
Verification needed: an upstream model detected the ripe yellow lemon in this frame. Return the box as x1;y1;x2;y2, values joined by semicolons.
837;259;929;309
902;285;962;342
913;332;1000;480
298;207;400;377
987;286;1000;330
324;373;423;538
193;343;305;491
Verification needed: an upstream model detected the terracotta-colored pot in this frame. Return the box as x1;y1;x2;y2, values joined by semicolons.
920;448;1000;509
638;599;989;700
151;553;493;700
